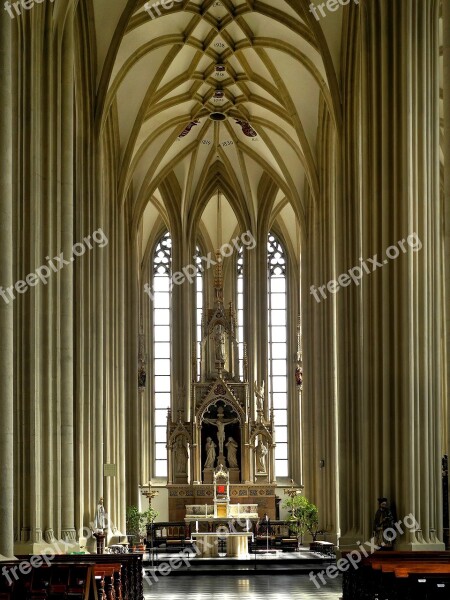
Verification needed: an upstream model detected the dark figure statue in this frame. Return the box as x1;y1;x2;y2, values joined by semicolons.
373;497;395;549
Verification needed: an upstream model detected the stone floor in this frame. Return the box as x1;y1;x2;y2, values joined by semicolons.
143;573;343;599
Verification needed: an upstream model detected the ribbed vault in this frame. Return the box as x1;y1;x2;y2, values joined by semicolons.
92;0;342;250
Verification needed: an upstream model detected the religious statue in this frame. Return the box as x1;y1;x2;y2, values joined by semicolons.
255;381;265;412
214;324;226;362
256;438;268;473
138;364;146;389
93;497;107;532
257;513;272;536
295;366;303;387
203;406;239;456
174;436;188;475
225;436;239;468
373;497;395;548
204;437;217;468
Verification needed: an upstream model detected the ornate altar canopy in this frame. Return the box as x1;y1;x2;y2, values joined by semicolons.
166;254;277;521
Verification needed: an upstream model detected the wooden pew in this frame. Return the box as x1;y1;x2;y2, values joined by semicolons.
0;561;98;600
94;563;122;600
342;551;450;600
14;553;143;600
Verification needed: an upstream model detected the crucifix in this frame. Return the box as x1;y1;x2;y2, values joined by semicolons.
203;406;239;456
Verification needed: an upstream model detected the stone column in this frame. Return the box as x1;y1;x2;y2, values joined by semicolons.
0;9;14;558
60;11;76;542
339;0;443;549
443;0;450;532
303;160;339;541
127;233;141;506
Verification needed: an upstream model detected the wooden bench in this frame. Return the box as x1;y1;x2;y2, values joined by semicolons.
14;553;143;600
342;551;450;600
94;563;123;600
0;561;98;600
149;522;189;552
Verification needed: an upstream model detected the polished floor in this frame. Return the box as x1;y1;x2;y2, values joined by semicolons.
143;574;343;599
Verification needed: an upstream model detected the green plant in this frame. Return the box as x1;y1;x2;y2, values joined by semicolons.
283;495;319;546
126;505;159;542
142;506;159;526
304;500;319;541
126;506;142;541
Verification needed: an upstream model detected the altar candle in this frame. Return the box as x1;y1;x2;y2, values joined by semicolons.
196;520;198;532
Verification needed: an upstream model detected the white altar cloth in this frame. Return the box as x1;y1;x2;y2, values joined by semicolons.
190;532;253;558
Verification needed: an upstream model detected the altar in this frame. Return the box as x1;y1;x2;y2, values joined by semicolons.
165;256;277;522
185;504;259;520
191;532;254;558
185;465;255;557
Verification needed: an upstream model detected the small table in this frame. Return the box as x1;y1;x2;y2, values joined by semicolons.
191;532;253;558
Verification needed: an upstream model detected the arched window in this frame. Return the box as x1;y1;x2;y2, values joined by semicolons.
195;248;204;381
153;232;172;477
237;245;244;379
267;233;288;477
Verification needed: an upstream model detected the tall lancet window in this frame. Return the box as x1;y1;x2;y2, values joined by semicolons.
237;245;244;379
268;233;289;477
153;231;172;477
195;249;203;380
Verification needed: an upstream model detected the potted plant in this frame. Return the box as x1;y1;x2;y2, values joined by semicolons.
126;505;159;551
142;506;159;559
142;506;159;526
283;495;319;550
126;506;144;546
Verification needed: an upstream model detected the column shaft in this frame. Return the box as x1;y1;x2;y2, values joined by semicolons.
443;0;450;537
60;13;76;541
0;9;14;559
339;0;443;549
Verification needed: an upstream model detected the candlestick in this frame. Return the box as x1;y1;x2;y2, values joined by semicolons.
139;481;159;506
284;479;304;498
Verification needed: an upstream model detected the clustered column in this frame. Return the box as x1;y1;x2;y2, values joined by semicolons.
338;0;444;549
0;8;14;558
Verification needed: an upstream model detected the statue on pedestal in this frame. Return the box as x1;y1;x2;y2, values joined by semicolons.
204;437;217;468
93;497;107;554
174;436;188;475
93;497;107;532
255;381;265;413
225;437;239;468
256;438;268;473
214;324;226;362
373;497;395;548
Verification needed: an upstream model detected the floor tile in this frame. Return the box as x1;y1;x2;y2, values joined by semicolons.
143;573;343;599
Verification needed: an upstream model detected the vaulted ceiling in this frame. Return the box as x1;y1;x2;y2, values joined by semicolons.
92;0;344;255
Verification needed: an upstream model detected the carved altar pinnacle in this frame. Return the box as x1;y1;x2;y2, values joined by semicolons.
214;251;224;305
